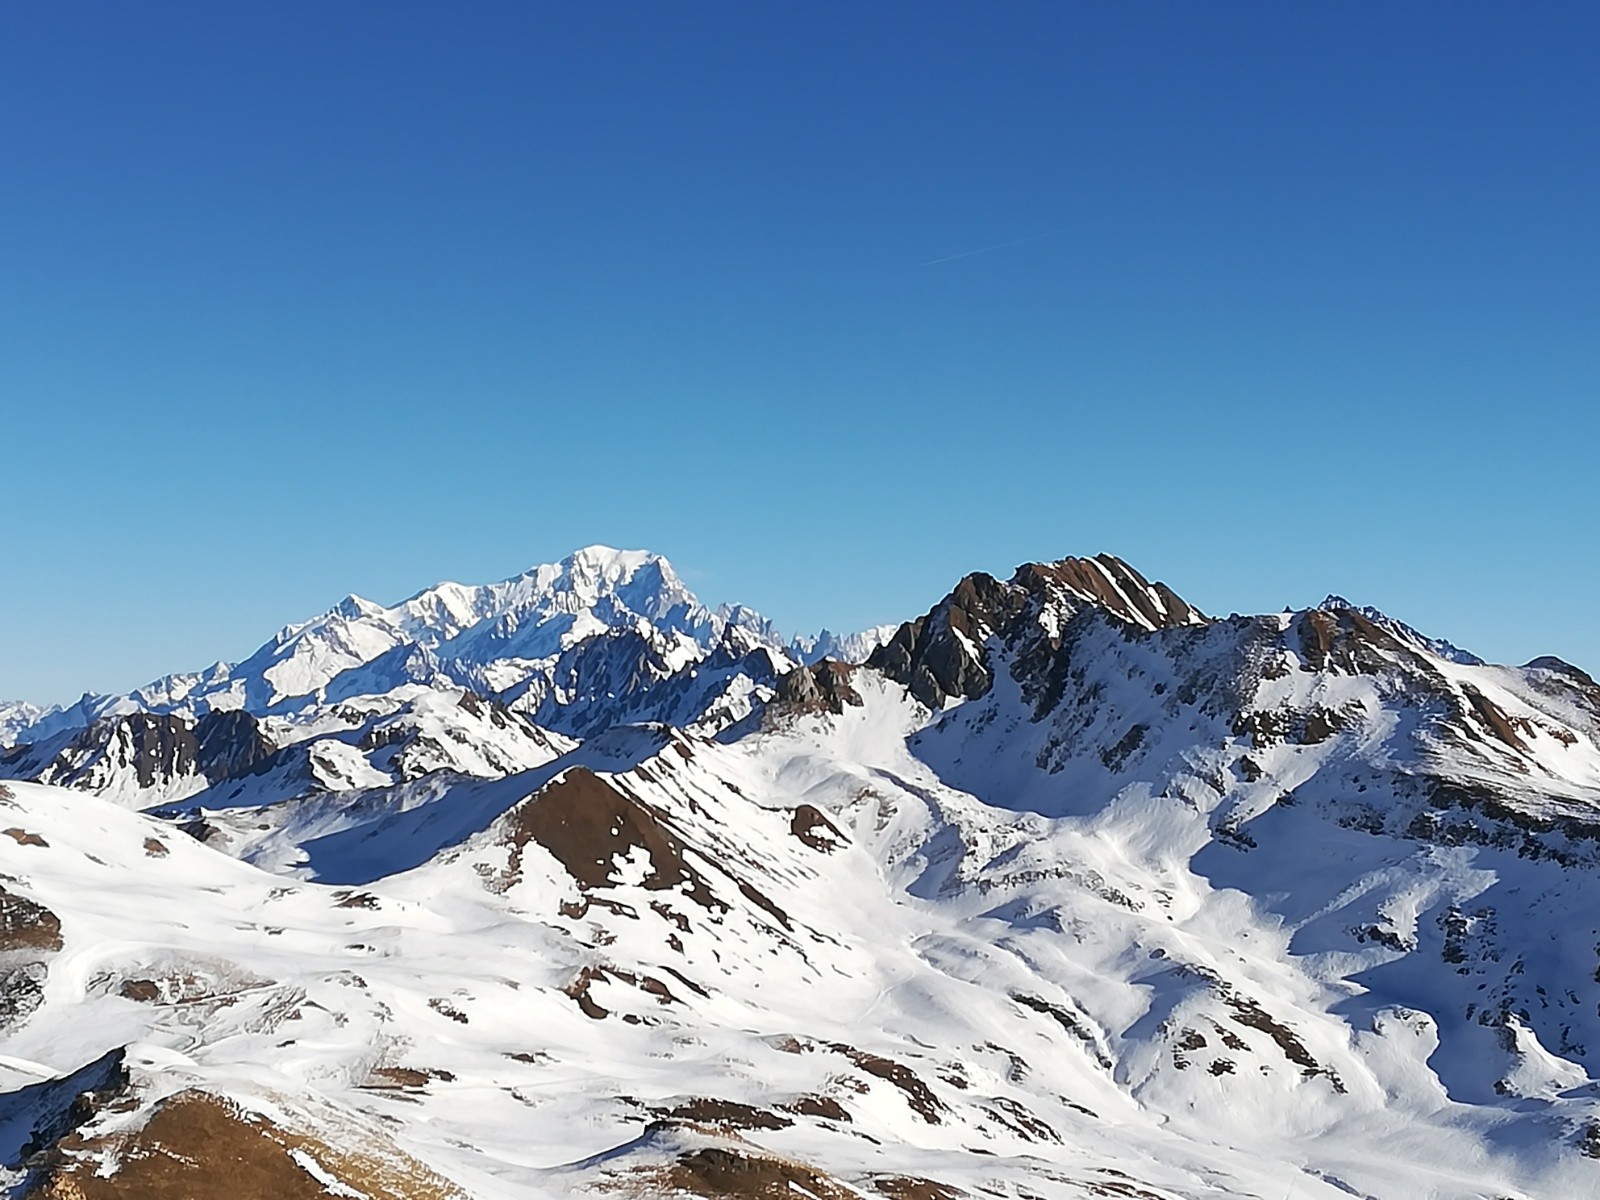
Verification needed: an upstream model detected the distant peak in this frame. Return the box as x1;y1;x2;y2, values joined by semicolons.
333;594;384;620
565;545;659;571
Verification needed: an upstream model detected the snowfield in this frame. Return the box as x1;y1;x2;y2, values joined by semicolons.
1;547;1598;1198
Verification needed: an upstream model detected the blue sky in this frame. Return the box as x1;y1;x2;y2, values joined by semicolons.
2;2;1596;705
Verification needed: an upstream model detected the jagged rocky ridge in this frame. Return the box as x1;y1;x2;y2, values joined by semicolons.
0;548;1597;1198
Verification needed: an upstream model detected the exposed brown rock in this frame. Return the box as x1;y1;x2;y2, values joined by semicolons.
779;1094;850;1122
871;555;1201;710
26;1089;465;1199
770;661;863;717
0;887;62;954
608;1138;859;1199
790;804;845;852
564;963;684;1020
870;1177;967;1200
1300;709;1343;744
502;768;717;908
870;572;1023;708
0;886;62;1030
828;1044;944;1123
983;1095;1060;1143
1017;555;1201;631
2;829;47;848
1460;685;1529;752
12;710;274;796
1224;995;1341;1090
653;1098;793;1131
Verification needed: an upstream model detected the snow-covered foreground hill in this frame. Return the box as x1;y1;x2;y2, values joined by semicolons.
1;549;1598;1198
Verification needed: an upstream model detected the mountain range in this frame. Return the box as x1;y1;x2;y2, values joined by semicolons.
0;545;1597;1199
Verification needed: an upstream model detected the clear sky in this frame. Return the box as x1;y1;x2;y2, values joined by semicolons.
2;2;1596;705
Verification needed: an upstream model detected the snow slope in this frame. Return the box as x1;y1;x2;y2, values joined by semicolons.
0;549;1598;1198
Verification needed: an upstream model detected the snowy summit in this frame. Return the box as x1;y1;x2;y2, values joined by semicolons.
0;547;1598;1199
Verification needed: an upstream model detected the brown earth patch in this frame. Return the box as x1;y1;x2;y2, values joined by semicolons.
609;1142;858;1199
871;1177;967;1200
1460;685;1529;752
0;887;62;1029
28;1089;465;1199
736;879;792;930
0;887;62;953
651;901;690;931
118;980;160;1003
565;964;683;1020
653;1099;792;1131
2;829;47;848
361;1068;451;1100
502;769;718;909
1225;995;1343;1091
142;839;168;858
778;1094;850;1122
790;804;845;852
828;1045;943;1123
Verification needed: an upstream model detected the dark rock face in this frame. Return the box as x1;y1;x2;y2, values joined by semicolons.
1;710;274;795
0;1047;128;1172
870;573;1027;709
0;886;63;1030
72;713;198;790
771;661;864;717
192;710;275;781
870;555;1203;709
790;804;846;852
0;888;62;955
529;629;783;738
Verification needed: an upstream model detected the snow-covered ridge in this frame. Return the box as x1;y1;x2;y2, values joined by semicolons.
5;547;894;747
4;548;1600;1197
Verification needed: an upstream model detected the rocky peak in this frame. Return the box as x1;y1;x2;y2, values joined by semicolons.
1014;554;1205;633
870;554;1203;709
770;660;865;717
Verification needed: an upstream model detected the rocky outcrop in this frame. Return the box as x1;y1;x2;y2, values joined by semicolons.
1;709;274;797
24;1089;466;1199
0;886;63;1030
870;555;1204;709
771;661;864;717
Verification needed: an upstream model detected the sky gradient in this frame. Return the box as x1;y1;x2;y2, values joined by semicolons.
2;2;1597;705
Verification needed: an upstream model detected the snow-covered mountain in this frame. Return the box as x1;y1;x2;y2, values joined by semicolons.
0;702;52;750
1;548;1598;1199
0;547;867;806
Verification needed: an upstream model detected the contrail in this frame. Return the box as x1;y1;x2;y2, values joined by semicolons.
920;219;1111;267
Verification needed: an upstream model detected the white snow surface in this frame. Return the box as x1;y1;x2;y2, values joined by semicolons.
1;551;1599;1196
